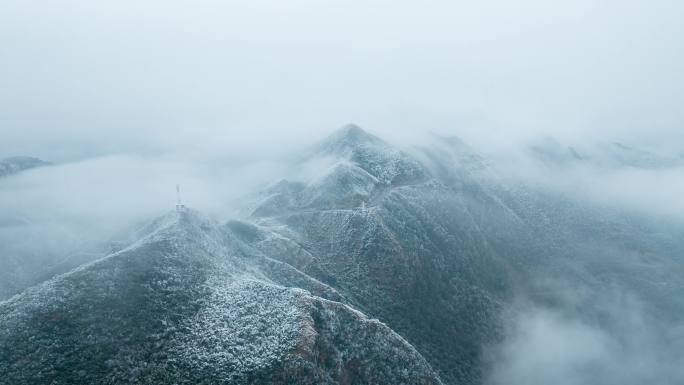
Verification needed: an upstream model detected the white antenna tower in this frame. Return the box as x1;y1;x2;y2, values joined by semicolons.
176;184;185;211
355;200;367;217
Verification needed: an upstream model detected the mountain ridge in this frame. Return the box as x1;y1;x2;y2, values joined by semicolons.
0;207;444;385
0;156;51;178
2;125;684;384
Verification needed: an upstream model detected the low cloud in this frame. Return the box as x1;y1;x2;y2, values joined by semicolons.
486;294;684;385
0;153;285;295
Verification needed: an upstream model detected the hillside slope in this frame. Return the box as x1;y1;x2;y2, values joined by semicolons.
0;210;442;385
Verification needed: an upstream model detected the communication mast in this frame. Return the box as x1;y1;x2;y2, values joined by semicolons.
176;184;185;211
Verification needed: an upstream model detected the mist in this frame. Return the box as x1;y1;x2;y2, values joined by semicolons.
2;0;684;161
486;299;684;385
2;1;684;384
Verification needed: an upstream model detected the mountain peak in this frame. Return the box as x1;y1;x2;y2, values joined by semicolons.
313;124;387;156
0;156;52;178
129;207;219;245
338;123;366;136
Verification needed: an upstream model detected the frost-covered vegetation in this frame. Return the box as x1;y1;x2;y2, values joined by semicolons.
2;126;683;385
0;208;442;384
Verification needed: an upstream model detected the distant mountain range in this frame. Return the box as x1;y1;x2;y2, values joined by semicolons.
1;126;683;384
528;137;684;169
0;156;51;178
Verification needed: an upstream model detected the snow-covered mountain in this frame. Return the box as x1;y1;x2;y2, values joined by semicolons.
528;137;684;169
0;209;442;384
0;156;51;178
2;126;683;385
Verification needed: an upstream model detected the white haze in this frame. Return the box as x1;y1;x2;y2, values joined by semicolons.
1;1;683;384
493;151;684;221
2;0;684;161
486;301;684;385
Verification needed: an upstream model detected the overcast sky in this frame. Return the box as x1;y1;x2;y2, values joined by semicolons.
2;0;683;161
